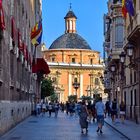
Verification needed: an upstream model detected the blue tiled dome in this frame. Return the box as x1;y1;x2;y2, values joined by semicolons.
49;33;91;50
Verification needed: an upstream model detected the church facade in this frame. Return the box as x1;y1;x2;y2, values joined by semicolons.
42;8;106;102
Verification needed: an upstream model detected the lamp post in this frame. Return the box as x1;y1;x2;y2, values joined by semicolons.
72;72;80;98
110;64;116;100
89;73;93;97
73;82;80;96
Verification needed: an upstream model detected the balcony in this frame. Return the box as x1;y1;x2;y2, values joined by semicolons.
127;11;140;41
110;47;123;60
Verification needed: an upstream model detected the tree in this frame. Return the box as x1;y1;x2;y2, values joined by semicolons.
41;77;55;99
68;95;77;102
48;93;58;102
80;95;92;102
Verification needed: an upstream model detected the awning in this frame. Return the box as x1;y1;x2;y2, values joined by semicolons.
32;58;50;75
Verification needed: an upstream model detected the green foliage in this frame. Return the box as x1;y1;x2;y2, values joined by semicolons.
68;95;77;102
48;93;58;102
80;95;92;101
93;94;100;102
41;77;55;99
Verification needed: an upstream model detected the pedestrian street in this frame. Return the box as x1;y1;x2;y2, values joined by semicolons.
0;112;128;140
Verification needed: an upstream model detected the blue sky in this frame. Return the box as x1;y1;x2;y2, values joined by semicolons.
42;0;108;57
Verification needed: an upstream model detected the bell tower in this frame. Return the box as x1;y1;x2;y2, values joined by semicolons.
64;3;77;33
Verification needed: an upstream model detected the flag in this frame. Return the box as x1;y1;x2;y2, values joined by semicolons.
126;0;134;17
122;0;127;18
31;21;42;46
0;0;5;30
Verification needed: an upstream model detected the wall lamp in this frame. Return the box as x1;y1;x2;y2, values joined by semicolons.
110;64;116;72
119;43;139;69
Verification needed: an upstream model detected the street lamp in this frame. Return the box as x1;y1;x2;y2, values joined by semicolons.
72;72;80;97
119;43;139;69
126;43;134;57
72;81;80;96
110;64;116;72
119;51;126;63
89;73;93;97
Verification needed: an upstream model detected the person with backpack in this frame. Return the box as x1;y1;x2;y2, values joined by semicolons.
110;98;118;123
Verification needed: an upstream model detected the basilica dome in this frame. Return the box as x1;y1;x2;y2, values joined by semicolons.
49;8;91;50
49;33;91;50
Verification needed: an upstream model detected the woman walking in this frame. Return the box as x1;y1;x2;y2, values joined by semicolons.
79;100;89;134
119;101;126;124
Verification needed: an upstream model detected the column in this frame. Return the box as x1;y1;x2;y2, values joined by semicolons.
80;74;83;97
68;73;72;96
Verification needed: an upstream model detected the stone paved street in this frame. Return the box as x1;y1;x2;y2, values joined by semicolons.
0;112;128;140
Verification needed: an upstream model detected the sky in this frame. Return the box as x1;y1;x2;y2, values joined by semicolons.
42;0;108;57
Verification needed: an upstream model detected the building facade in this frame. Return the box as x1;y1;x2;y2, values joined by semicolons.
121;0;140;122
0;0;42;135
104;0;140;122
103;0;124;101
43;8;106;102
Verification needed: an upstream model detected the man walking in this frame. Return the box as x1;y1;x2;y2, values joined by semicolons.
95;97;105;134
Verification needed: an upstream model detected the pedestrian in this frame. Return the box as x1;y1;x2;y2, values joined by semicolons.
119;101;126;124
36;101;41;116
91;101;96;122
54;101;59;117
79;100;89;134
95;97;105;134
41;101;46;117
110;98;118;123
87;101;92;123
105;100;111;117
48;102;53;117
65;101;70;115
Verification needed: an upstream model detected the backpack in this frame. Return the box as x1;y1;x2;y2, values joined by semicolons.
112;102;117;110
